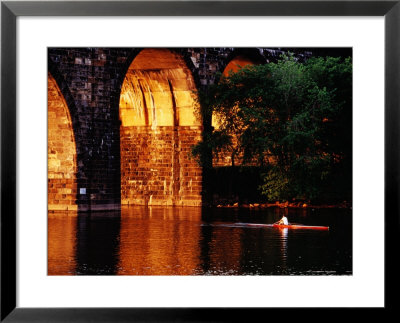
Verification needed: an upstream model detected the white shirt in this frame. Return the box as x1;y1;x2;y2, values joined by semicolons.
282;216;289;225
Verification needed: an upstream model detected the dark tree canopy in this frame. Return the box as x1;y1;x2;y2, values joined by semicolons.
192;55;352;204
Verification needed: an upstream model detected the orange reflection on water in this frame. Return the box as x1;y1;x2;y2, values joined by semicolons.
117;206;202;275
48;211;77;275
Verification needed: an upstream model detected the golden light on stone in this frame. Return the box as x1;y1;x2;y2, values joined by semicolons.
48;73;78;211
119;49;202;206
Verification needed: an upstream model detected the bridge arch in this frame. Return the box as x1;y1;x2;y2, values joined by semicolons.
217;48;266;77
222;55;260;77
48;73;78;211
119;48;202;206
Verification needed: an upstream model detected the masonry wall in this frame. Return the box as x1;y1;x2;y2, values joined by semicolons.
48;48;134;211
121;126;202;206
48;74;78;211
48;47;314;211
119;49;202;206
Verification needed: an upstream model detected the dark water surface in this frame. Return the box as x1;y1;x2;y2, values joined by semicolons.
48;206;352;275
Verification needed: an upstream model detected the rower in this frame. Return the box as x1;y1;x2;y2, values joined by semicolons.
276;215;289;225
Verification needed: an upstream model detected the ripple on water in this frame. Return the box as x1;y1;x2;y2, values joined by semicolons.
48;207;352;275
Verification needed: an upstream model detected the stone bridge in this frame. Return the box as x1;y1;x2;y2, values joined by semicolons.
48;47;345;211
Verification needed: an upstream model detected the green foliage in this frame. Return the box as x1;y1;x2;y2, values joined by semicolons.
191;54;352;203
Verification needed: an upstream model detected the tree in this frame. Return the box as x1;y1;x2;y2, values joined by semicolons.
191;55;352;203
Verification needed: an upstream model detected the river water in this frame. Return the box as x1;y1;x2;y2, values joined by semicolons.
48;206;352;275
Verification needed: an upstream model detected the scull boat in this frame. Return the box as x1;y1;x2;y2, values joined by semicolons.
235;223;329;230
270;224;329;230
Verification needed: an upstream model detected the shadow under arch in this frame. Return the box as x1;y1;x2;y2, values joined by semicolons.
118;48;203;206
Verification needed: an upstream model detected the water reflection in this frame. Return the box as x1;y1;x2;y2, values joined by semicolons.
75;212;121;275
117;207;202;275
48;214;77;275
48;206;352;276
280;228;288;267
200;223;243;275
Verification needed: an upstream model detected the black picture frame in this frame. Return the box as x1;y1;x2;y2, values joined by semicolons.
1;0;398;321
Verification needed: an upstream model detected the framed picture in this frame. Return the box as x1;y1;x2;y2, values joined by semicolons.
1;0;397;321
